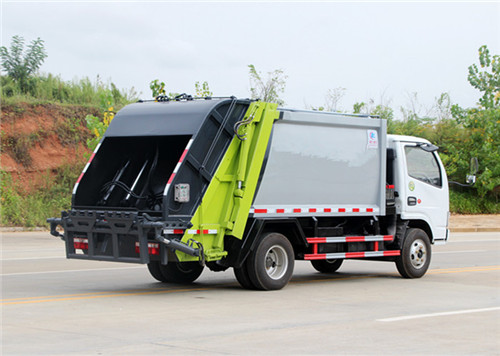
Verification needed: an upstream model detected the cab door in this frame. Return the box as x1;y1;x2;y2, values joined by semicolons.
399;143;449;242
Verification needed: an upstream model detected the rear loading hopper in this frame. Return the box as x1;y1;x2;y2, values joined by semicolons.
55;98;254;264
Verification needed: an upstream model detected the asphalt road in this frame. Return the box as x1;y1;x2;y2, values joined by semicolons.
2;231;499;355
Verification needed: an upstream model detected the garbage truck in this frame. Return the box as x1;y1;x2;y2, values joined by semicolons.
48;96;450;290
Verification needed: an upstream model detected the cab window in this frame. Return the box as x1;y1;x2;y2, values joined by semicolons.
404;146;442;187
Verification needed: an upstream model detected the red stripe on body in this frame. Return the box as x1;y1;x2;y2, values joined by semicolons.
307;237;327;243
352;208;360;212
338;208;346;213
276;209;285;213
383;250;401;256
76;172;85;184
345;252;366;258
309;208;317;213
346;236;365;242
178;149;188;163
167;173;175;184
304;254;327;260
383;235;394;241
293;208;301;213
254;209;267;214
366;208;374;212
324;208;332;213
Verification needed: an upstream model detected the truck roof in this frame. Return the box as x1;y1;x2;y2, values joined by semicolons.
279;107;379;119
106;98;250;137
388;134;431;145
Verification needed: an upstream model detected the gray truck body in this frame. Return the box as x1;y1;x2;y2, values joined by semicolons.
253;109;387;216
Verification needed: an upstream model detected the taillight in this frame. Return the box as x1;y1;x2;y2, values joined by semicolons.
386;184;395;201
135;242;160;255
74;238;88;250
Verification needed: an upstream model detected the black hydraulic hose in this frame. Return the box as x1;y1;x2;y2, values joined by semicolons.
449;181;474;188
202;98;237;168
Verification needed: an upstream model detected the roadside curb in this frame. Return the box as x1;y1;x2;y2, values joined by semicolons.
449;227;500;233
1;227;47;232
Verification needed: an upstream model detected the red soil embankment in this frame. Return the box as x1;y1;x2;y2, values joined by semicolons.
1;102;98;192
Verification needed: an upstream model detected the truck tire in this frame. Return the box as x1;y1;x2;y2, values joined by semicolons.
148;261;203;284
246;232;294;290
147;262;169;282
396;228;431;278
233;264;257;290
311;259;343;273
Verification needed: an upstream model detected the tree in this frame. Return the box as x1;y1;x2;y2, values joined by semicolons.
248;64;287;106
149;79;166;98
467;45;500;109
319;87;346;112
0;35;47;93
452;45;500;197
195;81;213;97
150;79;212;99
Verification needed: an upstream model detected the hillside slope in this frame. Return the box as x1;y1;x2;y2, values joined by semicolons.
1;102;98;191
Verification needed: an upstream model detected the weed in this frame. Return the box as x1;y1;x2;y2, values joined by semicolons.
56;117;90;146
449;190;500;214
0;164;84;227
5;135;33;166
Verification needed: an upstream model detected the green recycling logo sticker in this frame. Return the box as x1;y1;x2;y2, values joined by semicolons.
409;181;415;191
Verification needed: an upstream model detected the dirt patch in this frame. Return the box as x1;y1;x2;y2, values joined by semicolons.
1;102;97;192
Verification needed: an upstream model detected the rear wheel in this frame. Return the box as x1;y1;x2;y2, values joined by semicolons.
311;259;343;273
147;261;168;282
233;263;257;290
246;233;294;290
396;228;431;278
148;261;204;284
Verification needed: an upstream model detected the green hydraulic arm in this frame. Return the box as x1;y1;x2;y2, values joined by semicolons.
176;101;279;262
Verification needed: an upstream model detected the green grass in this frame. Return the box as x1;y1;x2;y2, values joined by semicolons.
1;74;138;107
1;165;84;227
449;189;499;214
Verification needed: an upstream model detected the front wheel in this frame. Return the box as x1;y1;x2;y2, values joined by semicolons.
148;261;204;284
246;232;294;290
396;228;431;278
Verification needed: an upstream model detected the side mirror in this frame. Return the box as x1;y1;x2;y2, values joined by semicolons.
466;157;478;185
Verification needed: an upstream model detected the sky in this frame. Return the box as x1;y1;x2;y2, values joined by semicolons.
1;1;499;118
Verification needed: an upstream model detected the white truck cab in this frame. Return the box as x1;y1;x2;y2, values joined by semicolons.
388;135;450;244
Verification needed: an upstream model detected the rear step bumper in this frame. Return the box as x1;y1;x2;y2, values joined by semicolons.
47;210;201;265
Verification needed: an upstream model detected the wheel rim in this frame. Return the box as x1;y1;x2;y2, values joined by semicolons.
264;245;288;280
410;239;427;269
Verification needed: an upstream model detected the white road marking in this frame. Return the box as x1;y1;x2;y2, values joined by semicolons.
449;239;500;243
377;306;500;322
434;250;487;254
1;248;61;252
1;256;65;261
2;266;144;276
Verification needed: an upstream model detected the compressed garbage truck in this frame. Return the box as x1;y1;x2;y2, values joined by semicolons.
48;96;450;290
